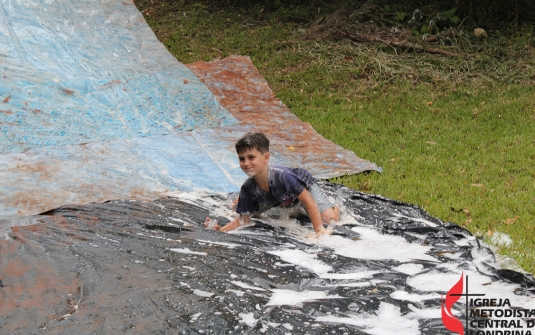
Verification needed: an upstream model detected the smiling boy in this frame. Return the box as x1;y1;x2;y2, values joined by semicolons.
205;132;339;235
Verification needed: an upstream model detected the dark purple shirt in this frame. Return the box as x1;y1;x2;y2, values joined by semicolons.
236;165;316;215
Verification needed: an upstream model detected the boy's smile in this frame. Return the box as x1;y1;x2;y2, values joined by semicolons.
238;148;270;178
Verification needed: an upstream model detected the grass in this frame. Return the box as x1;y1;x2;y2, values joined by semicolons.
134;0;535;275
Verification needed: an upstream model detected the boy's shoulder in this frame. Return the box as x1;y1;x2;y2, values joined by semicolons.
270;165;315;187
268;165;297;180
269;164;297;174
268;164;286;172
270;165;313;177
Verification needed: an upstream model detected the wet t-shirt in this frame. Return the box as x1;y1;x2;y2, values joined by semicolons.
236;165;316;215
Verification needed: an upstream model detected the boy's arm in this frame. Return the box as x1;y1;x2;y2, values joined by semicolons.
220;215;248;232
297;189;326;234
205;214;251;232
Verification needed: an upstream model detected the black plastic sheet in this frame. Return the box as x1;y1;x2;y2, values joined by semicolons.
1;182;534;334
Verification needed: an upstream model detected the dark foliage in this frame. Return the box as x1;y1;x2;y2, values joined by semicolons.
208;0;535;29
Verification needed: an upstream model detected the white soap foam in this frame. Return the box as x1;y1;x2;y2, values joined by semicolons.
225;289;245;297
318;227;437;262
390;213;438;227
167;190;239;220
274;262;295;267
435;262;470;272
404;232;429;242
407;304;442;319
470;241;499;274
266;289;341;306
407;269;535;310
282;322;293;330
190;312;202;323
267;249;333;274
490;232;513;247
239;312;258;328
229;229;274;236
259;323;269;333
440;252;462;259
390;290;437;302
453;237;475;246
407;270;478;293
230;281;266;291
316;281;379;288
196;239;241;249
318;270;379;280
159;190;533;332
316;302;420;335
265;216;317;239
169;248;207;256
393;263;425;275
193;289;214;298
169;217;189;225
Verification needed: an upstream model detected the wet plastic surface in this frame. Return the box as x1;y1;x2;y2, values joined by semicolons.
0;0;381;220
0;56;381;220
1;182;533;334
0;0;234;154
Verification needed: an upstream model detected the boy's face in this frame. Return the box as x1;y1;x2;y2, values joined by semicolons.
238;148;269;178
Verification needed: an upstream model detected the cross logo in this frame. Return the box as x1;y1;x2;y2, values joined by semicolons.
441;272;486;335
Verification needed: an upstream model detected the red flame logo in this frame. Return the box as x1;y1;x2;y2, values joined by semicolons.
441;272;464;335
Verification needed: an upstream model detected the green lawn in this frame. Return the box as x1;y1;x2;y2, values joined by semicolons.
134;0;535;274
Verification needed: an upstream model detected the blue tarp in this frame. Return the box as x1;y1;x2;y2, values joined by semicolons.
0;0;235;154
0;0;380;219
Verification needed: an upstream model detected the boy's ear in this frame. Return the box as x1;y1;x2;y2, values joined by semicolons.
264;151;270;162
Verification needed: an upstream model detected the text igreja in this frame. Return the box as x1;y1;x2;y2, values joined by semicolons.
471;299;511;307
469;299;535;318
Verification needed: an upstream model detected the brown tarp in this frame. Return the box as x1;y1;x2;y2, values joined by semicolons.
187;55;381;178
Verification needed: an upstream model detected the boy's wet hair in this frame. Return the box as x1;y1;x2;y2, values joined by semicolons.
235;132;270;154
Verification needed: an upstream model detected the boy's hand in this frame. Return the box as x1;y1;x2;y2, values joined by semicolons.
204;217;221;230
315;227;331;238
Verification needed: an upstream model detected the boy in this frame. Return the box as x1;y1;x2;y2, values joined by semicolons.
205;132;339;236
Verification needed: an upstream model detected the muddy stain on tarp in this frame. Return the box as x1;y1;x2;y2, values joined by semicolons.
186;56;381;178
1;183;533;334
